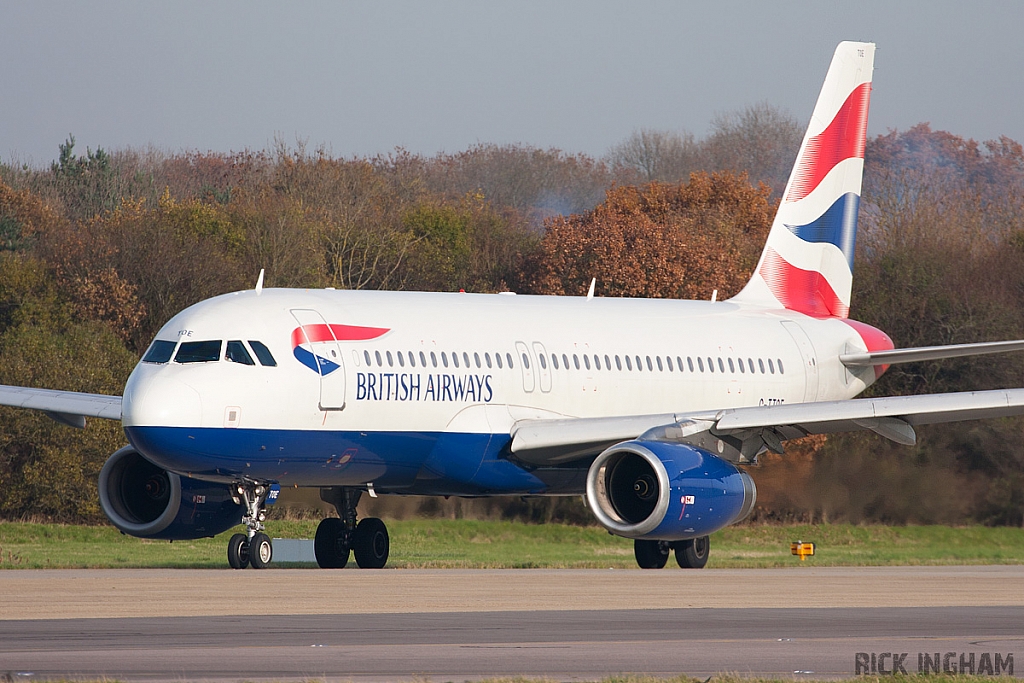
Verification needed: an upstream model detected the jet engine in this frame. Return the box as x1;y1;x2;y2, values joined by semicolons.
585;440;756;540
98;446;244;540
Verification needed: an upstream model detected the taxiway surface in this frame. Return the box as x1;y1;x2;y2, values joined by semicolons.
2;566;1023;681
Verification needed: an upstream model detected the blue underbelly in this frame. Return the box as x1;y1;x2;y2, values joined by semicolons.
124;426;546;495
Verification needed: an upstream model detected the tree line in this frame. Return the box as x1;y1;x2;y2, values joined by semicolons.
1;112;1024;526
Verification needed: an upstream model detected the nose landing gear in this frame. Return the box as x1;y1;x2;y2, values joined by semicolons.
227;481;274;569
315;487;390;569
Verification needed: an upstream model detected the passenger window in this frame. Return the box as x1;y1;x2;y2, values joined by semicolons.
407;351;415;368
442;352;449;368
594;355;601;371
522;353;530;369
768;359;775;374
474;352;481;368
142;340;176;364
707;357;714;373
677;356;684;372
748;358;755;373
646;356;653;371
419;351;427;367
759;358;765;374
687;357;694;372
386;351;394;367
430;351;437;367
485;353;492;368
615;355;622;371
636;355;643;371
364;350;372;366
778;359;785;374
667;356;673;372
573;354;580;370
718;357;725;373
397;351;405;367
562;353;569;369
495;353;503;369
697;357;705;372
452;353;459;368
463;352;470;367
656;356;663;372
737;357;744;373
625;355;632;371
604;354;611;370
175;340;222;364
728;358;734;373
539;354;547;370
551;354;559;370
375;350;383;366
583;355;591;370
507;353;514;369
226;340;255;365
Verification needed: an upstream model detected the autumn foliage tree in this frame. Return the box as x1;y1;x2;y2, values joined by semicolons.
525;172;774;300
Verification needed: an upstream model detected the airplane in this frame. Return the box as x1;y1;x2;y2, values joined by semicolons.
3;40;1024;571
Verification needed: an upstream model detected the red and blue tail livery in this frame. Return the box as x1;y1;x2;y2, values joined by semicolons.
733;41;874;319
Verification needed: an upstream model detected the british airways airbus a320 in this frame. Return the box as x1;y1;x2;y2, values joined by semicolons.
4;41;1024;570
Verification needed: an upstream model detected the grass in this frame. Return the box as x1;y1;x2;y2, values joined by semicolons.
2;519;1024;569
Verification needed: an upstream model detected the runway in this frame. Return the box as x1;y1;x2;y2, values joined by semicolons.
3;567;1023;681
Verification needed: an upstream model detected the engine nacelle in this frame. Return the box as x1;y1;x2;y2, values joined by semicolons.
585;440;756;540
98;446;244;540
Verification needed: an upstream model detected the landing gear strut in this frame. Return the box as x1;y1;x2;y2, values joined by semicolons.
632;536;710;569
315;487;390;569
227;480;274;569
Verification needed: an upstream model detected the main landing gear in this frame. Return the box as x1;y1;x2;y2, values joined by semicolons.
633;536;710;569
227;481;274;570
314;487;390;569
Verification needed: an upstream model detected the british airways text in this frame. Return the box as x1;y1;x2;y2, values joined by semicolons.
356;372;494;402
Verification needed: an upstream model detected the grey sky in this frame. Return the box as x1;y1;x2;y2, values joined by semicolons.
2;1;1021;166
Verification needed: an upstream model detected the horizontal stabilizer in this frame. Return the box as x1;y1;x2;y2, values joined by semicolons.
840;339;1024;367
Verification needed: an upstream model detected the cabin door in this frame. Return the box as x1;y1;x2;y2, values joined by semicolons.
781;320;819;403
291;309;347;410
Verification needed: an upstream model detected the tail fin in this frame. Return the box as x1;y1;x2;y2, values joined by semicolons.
731;41;875;318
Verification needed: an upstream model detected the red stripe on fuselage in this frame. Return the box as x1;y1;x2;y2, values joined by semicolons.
291;324;390;347
786;82;871;203
840;318;894;379
759;248;850;318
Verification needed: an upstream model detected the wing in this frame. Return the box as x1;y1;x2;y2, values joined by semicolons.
840;339;1024;367
511;388;1024;466
0;384;123;428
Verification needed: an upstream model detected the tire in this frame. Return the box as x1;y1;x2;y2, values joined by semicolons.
227;533;249;569
249;532;273;569
633;539;669;569
314;518;350;569
353;517;389;569
674;535;710;569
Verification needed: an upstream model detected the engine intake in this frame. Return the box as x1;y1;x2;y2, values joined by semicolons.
99;446;243;540
586;440;756;540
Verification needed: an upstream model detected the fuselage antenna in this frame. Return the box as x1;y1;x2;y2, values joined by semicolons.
255;269;265;295
587;278;596;301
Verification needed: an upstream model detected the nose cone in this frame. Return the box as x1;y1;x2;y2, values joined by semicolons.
122;364;203;427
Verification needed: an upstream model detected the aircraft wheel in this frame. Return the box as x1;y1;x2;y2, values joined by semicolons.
674;535;710;569
353;517;389;569
633;539;670;569
249;532;273;569
314;518;350;568
227;533;249;569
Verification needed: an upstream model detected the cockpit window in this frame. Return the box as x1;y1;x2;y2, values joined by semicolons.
226;340;255;365
142;340;176;364
175;340;222;363
248;340;277;367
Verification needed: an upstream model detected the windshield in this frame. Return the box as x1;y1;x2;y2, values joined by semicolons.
175;340;222;363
